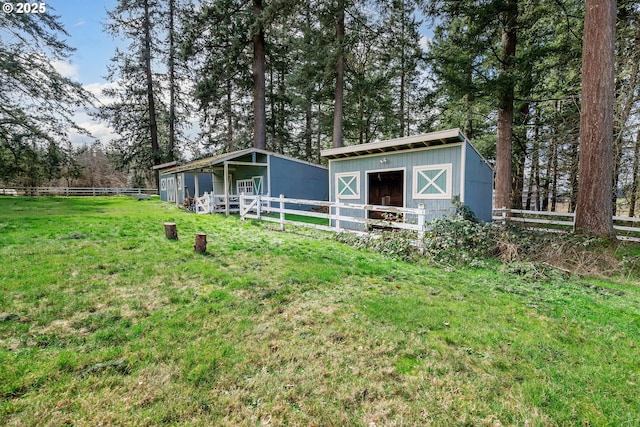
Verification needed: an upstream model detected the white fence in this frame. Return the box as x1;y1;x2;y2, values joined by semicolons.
237;194;431;240
1;187;157;197
492;208;640;242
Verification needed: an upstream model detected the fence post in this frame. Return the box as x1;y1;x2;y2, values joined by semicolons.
335;197;341;231
240;193;245;220
502;206;507;225
257;195;262;220
279;194;285;231
418;203;426;255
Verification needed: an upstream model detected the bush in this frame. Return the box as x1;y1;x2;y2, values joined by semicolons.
334;230;419;261
423;215;497;265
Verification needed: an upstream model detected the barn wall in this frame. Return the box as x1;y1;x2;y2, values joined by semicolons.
270;156;328;210
328;144;463;226
463;142;494;222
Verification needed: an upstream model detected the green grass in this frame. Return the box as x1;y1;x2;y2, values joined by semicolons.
0;196;639;426
261;211;330;226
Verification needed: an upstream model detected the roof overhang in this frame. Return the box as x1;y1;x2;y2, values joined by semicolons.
159;147;328;175
320;128;465;160
152;161;180;170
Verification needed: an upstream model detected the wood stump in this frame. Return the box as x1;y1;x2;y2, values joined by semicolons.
164;222;178;240
194;233;207;253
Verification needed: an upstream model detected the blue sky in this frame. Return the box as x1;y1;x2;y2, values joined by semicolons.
49;0;118;85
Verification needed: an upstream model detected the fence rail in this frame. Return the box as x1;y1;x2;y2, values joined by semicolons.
1;187;157;197
238;194;430;243
492;208;640;242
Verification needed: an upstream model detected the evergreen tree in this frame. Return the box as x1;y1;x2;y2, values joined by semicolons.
0;8;93;184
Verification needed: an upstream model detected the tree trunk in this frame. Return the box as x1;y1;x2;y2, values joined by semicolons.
253;0;267;150
629;129;640;217
167;0;176;161
574;0;616;238
332;0;345;149
226;80;234;151
143;0;160;183
398;0;406;138
164;222;178;240
194;233;207;253
305;102;313;161
568;139;579;213
613;24;640;215
494;0;517;211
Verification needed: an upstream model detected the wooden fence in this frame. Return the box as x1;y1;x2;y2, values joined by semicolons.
238;194;431;240
492;208;640;242
1;187;157;197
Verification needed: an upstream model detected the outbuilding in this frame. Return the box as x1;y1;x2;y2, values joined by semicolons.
320;128;493;228
157;148;328;214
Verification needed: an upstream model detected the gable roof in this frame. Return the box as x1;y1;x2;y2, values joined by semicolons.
320;128;466;160
160;148;327;174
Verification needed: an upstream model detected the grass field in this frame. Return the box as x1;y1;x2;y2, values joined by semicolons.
0;196;639;426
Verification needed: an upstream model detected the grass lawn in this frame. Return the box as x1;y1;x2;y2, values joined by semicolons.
0;196;639;426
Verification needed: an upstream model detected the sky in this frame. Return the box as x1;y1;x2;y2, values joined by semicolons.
45;1;120;146
49;1;117;84
45;1;433;147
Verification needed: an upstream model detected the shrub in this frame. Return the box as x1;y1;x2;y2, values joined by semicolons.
423;215;496;265
334;230;419;261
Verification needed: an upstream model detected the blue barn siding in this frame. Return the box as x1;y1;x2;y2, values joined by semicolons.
329;144;463;226
463;142;493;222
159;173;169;201
160;172;214;203
270;156;328;211
182;173;213;199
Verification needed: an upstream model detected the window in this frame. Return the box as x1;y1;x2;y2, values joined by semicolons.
237;177;263;195
160;178;167;191
413;164;452;199
236;179;254;195
336;172;360;199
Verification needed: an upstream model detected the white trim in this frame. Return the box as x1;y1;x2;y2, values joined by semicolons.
335;171;361;199
413;164;452;200
160;178;167;191
326;142;463;164
460;142;466;203
267;156;271;196
365;167;407;208
321;128;463;158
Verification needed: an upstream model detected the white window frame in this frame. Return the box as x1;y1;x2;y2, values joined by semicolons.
335;172;360;200
413;163;452;200
236;179;254;195
160;178;167;191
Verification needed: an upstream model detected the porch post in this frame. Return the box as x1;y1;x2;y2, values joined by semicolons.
224;161;229;216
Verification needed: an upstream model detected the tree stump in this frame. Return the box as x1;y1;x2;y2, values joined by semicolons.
164;222;178;240
194;233;207;253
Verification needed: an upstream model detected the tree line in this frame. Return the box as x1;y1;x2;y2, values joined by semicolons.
1;1;639;231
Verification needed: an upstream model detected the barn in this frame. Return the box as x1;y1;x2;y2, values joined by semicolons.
156;148;328;214
320;128;493;228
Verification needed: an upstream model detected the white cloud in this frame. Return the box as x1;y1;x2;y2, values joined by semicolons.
84;81;121;106
52;60;80;80
74;20;86;28
67;111;118;147
420;36;431;53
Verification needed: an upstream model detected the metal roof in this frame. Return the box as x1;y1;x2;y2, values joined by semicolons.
320;128;465;160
